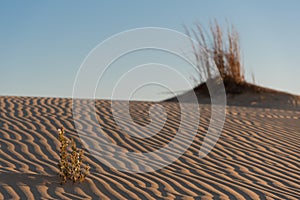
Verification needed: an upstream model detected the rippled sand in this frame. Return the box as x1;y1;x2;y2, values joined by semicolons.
0;96;299;199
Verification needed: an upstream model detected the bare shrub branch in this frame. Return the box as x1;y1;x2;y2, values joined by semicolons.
186;20;244;85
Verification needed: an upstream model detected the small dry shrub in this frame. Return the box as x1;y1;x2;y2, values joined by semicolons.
57;127;90;184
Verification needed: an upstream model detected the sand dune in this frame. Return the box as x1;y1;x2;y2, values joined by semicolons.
0;96;299;199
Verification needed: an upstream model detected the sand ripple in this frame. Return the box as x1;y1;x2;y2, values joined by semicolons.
0;96;299;199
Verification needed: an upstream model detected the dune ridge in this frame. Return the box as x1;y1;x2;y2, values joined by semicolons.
0;96;299;199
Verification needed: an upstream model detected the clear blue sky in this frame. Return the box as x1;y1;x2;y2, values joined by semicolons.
1;0;299;100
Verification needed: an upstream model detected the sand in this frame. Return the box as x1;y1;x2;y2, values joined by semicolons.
0;96;299;199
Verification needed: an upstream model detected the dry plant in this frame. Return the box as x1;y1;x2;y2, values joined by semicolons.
185;20;244;85
57;127;90;184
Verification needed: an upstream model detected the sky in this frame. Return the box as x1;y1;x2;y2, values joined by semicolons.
1;0;300;101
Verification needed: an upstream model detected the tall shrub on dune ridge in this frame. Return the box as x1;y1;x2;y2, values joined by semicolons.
185;20;245;86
